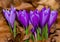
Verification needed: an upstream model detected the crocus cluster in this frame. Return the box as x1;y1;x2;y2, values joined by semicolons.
3;6;58;41
31;8;57;35
16;7;58;40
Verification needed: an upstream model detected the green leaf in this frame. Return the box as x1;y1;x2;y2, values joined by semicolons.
25;39;29;42
30;34;34;41
42;24;48;40
42;27;46;40
37;28;41;34
37;28;42;40
42;27;45;40
44;24;48;39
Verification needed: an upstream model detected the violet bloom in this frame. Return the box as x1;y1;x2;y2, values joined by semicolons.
48;10;58;32
3;6;16;28
39;8;50;28
17;10;29;28
30;9;39;29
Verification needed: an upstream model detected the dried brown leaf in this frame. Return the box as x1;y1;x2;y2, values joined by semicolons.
23;34;30;40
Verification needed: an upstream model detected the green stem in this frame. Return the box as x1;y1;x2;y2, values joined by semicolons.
25;27;28;35
13;21;17;38
35;36;37;42
34;32;37;42
9;23;13;33
25;27;29;42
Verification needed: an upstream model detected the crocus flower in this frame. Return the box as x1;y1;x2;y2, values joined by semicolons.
3;6;16;28
48;10;58;33
39;8;50;28
17;10;29;28
30;9;40;29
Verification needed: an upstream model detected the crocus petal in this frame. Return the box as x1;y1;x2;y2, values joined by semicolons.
3;9;10;22
30;9;39;29
10;10;15;28
48;10;58;28
39;8;50;28
10;6;16;12
40;7;46;12
31;28;35;34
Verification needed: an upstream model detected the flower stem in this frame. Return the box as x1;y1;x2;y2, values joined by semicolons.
9;23;13;33
25;27;29;42
13;21;17;38
25;27;28;35
34;32;37;42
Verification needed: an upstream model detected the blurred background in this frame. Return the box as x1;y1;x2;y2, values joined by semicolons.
0;0;60;42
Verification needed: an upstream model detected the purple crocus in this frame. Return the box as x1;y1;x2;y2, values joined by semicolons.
30;9;40;29
39;8;50;28
3;6;16;28
17;10;29;28
48;10;58;33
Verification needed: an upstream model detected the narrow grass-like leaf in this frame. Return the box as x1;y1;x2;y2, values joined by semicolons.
37;28;42;40
44;24;48;39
